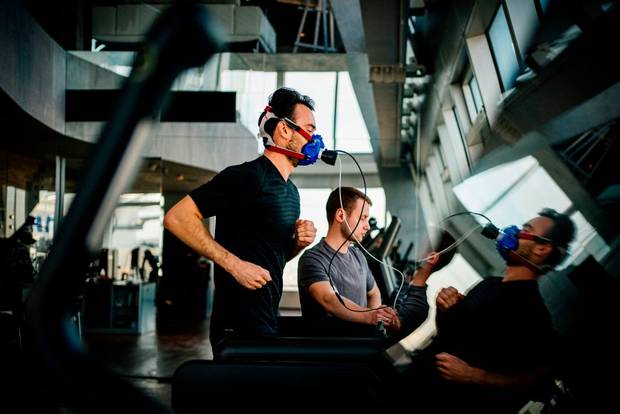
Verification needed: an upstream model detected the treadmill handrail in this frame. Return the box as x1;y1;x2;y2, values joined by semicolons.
25;5;223;413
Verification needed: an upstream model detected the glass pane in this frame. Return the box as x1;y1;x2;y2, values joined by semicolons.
101;158;165;282
284;72;337;149
453;155;608;268
487;5;520;91
104;192;164;282
30;190;57;252
462;83;478;122
335;71;372;153
220;70;277;141
453;156;537;213
483;167;572;227
469;75;483;113
1;151;56;300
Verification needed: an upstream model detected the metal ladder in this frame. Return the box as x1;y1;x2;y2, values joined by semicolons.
293;0;337;53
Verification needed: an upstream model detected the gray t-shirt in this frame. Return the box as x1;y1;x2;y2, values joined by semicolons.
298;238;376;319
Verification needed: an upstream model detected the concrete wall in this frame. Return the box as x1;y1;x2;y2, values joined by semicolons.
66;53;126;90
0;0;258;176
0;0;66;135
65;121;259;172
65;50;259;172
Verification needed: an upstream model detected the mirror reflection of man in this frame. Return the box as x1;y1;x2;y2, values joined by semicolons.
404;209;576;413
1;216;36;314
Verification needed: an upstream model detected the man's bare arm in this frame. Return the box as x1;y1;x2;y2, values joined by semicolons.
163;196;271;290
307;281;395;325
436;352;550;391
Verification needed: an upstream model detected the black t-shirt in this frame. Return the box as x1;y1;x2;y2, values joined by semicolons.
407;277;556;412
434;277;554;371
189;156;300;346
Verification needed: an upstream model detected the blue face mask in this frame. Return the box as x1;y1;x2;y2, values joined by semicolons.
482;222;557;273
298;134;325;166
496;225;520;261
258;107;336;166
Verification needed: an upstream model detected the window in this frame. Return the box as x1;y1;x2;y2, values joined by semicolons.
463;74;483;121
105;193;164;276
487;4;520;91
504;0;540;62
220;70;277;140
470;76;483;112
284;72;337;149
220;70;374;154
453;156;609;269
335;72;373;153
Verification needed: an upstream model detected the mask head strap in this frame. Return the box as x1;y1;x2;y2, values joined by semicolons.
282;117;312;141
518;231;553;244
258;106;306;160
503;227;553;274
506;250;549;274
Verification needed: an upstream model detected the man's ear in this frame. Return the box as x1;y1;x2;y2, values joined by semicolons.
273;120;289;142
426;251;439;266
335;208;345;223
533;243;553;260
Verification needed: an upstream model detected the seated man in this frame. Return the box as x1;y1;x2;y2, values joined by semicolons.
404;208;576;413
297;187;399;335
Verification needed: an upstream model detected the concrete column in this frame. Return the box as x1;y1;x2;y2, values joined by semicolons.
54;156;66;237
380;164;427;250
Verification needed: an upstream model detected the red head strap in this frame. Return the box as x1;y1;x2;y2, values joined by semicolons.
518;231;552;244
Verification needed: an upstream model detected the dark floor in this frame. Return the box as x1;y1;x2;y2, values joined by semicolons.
0;316;212;413
83;317;213;410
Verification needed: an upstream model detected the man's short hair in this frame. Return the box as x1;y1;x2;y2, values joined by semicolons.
258;87;315;137
425;227;457;272
326;187;372;225
538;208;576;267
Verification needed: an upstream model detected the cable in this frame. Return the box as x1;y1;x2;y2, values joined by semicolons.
324;150;375;312
116;374;172;383
322;150;491;328
324;150;486;316
339;201;482;308
335;153;405;310
439;211;493;225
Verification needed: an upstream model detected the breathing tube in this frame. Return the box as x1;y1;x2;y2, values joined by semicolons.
325;157;495;313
